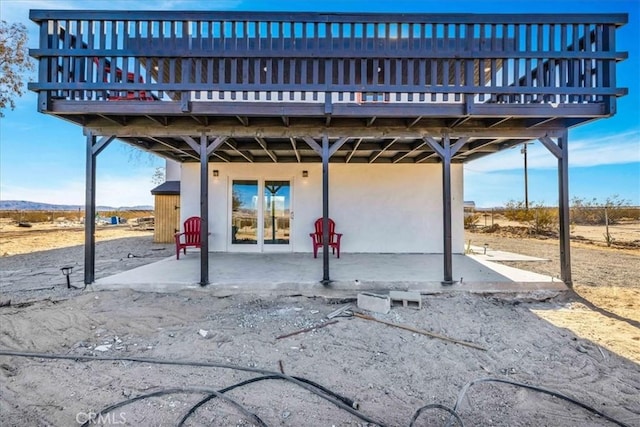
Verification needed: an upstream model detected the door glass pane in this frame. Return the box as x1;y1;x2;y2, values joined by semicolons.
264;180;290;245
231;180;258;244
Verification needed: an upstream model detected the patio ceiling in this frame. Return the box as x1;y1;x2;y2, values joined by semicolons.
71;114;573;165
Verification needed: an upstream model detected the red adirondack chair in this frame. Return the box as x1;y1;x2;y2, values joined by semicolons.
175;216;205;259
309;218;343;258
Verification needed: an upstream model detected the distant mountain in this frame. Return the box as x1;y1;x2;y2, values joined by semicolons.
0;200;153;211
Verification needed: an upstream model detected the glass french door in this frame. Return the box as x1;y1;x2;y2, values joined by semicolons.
230;179;291;251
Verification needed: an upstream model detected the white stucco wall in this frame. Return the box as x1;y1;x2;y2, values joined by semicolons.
180;162;464;253
165;159;181;181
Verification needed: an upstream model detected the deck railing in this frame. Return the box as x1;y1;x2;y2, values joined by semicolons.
29;11;627;114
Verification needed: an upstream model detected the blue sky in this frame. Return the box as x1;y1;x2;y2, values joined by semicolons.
0;0;638;208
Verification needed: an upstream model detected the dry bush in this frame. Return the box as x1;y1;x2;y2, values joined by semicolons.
499;201;558;235
503;200;535;222
529;206;558;235
464;213;480;229
570;196;637;225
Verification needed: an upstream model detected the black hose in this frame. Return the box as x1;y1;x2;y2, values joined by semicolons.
409;403;464;427
0;350;632;427
0;349;384;426
80;387;267;427
453;377;632;427
178;374;358;426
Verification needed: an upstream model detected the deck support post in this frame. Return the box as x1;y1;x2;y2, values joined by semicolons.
183;134;228;286
539;131;572;287
302;136;349;285
424;134;467;285
84;133;114;285
199;134;209;286
321;135;330;285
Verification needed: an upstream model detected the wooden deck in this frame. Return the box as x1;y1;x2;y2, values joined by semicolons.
28;11;627;164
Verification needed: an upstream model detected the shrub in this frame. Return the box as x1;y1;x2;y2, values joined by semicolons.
504;200;535;222
570;195;636;225
464;213;480;229
528;204;558;235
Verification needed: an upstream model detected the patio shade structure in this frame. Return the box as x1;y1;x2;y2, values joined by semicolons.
28;10;628;287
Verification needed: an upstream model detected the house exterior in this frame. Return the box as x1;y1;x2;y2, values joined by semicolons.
180;162;464;254
28;10;627;286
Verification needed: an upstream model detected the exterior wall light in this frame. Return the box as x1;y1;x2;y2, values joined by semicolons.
302;170;308;178
213;170;219;177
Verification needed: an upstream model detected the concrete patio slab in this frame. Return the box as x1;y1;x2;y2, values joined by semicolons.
95;252;567;297
468;245;549;262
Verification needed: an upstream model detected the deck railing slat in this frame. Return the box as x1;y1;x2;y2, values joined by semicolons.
28;12;626;113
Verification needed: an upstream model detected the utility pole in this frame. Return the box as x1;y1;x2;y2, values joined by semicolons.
521;142;533;210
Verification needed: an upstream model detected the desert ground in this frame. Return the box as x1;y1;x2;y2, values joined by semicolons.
0;219;638;426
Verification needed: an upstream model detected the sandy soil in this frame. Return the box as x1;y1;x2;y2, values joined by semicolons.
0;225;639;426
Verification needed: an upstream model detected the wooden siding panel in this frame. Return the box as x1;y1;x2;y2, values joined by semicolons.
154;194;180;243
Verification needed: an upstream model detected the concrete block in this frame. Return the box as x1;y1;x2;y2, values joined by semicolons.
389;291;422;310
357;292;391;314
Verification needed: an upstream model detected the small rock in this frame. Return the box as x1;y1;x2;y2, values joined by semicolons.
94;344;112;352
122;389;132;398
198;329;209;338
168;333;175;338
282;411;291;419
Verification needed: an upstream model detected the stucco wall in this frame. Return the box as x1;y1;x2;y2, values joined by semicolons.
180;163;464;253
165;159;181;181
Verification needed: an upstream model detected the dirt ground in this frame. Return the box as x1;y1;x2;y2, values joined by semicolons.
0;223;639;426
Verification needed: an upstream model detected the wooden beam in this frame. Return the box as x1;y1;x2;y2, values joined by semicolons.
150;136;199;161
97;114;126;126
449;116;471;128
88;122;564;140
289;137;301;163
539;135;562;159
392;140;428;163
369;138;398;163
190;115;206;125
255;136;278;162
486;117;512;128
225;138;254;162
414;151;439;163
328;137;350;158
302;136;323;156
526;117;557;128
236;115;249;126
145;115;169;126
346;138;363;163
407;116;423;128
